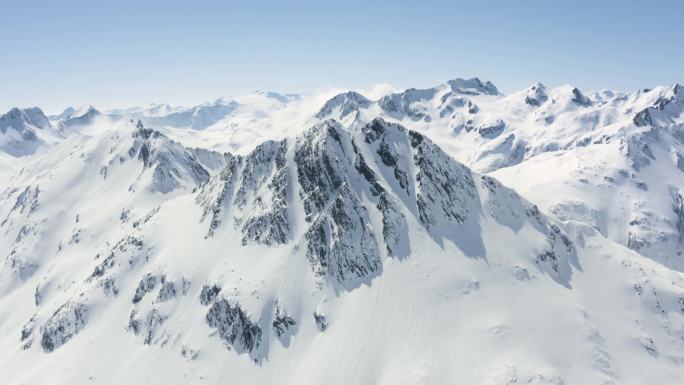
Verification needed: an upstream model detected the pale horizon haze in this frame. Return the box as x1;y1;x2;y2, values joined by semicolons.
2;0;683;113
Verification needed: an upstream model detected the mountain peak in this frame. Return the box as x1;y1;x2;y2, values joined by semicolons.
315;91;372;120
446;77;499;95
524;82;549;106
0;106;50;132
551;85;592;107
570;87;592;106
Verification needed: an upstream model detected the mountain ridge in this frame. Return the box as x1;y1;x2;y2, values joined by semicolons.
0;116;683;384
1;78;684;384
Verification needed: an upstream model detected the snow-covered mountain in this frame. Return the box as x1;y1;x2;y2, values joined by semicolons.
0;107;55;157
1;78;684;385
312;79;684;271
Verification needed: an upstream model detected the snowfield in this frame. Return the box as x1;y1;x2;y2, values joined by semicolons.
0;78;683;385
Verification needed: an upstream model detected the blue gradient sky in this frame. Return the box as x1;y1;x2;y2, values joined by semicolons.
2;0;683;112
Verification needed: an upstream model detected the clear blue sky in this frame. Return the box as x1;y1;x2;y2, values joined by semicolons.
2;0;683;113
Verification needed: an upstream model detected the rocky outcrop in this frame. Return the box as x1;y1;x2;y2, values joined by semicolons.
200;284;222;306
303;184;381;284
237;140;291;246
524;83;549;106
571;87;592;107
313;312;328;331
196;157;239;237
127;121;228;193
477;119;506;139
192;118;582;288
272;306;296;338
675;190;684;242
206;299;262;354
132;273;160;304
40;302;89;352
409;130;477;229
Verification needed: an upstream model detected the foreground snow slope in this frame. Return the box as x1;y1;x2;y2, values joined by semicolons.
0;118;683;385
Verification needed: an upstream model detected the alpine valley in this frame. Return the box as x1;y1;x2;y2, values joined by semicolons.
1;78;684;385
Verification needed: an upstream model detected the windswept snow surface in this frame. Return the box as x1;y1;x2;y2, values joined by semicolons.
0;79;683;385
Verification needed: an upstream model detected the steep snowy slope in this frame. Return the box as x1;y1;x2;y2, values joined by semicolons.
0;118;683;385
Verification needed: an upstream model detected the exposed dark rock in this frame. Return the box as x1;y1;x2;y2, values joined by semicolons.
537;249;560;273
89;235;144;283
410;130;477;228
196;157;239;237
40;302;88;352
21;316;36;342
446;77;499;96
477;119;506;139
206;299;262;353
132;273;160;304
571;87;592;107
313;312;328;331
536;224;574;275
272;306;296;337
90;254;115;280
34;285;42;305
304;185;381;284
674;190;684;242
10;185;40;216
156;280;177;302
361;119;411;194
294;122;346;221
102;277;119;297
200;284;222;306
377;194;408;257
627;232;648;252
239;140;291;246
633;109;653;127
525;83;549;106
128;121;221;193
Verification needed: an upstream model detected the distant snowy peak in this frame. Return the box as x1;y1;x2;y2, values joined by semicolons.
143;103;178;117
0;107;52;156
121;91;302;130
545;85;593;108
314;77;499;123
103;120;230;194
145;101;239;130
255;90;301;103
314;91;371;120
0;107;51;133
379;77;498;119
633;83;684;127
523;83;549;106
59;106;104;129
445;77;499;96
